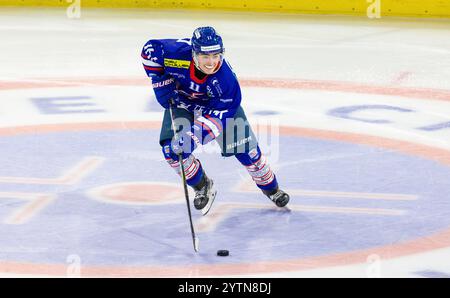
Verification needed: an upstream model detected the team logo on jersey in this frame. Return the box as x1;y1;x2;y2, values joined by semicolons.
164;59;190;69
211;78;223;96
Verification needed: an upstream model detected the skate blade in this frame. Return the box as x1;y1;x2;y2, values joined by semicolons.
201;190;217;216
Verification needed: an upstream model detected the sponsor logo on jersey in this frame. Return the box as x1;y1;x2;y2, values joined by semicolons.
171;73;186;79
164;58;190;69
193;105;205;113
206;86;214;98
206;109;228;119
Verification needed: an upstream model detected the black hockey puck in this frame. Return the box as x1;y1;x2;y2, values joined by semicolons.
217;250;229;256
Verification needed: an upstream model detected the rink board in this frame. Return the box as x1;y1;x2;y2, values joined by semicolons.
1;0;449;18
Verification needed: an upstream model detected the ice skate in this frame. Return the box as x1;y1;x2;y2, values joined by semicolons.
193;174;217;215
263;187;290;207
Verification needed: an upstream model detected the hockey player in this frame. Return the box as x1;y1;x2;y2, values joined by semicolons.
141;26;289;215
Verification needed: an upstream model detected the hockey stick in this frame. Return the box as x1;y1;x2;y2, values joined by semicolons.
168;99;199;253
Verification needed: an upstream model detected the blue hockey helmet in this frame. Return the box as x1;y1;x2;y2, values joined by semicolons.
191;26;225;55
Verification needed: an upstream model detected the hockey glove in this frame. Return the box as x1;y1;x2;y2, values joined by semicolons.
151;74;179;109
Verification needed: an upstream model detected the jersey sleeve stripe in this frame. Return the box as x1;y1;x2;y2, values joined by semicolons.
142;58;163;67
143;65;164;71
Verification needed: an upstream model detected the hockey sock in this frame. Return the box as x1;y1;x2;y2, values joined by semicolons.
235;146;278;191
166;155;204;187
162;140;204;187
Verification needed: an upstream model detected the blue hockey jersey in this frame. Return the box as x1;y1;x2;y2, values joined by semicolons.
141;38;241;120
